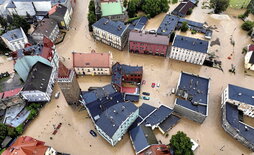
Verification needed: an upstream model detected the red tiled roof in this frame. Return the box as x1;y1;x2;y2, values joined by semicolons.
2;88;22;98
248;44;254;51
58;61;70;78
48;4;58;15
138;144;171;155
41;37;54;60
2;136;48;155
72;51;111;68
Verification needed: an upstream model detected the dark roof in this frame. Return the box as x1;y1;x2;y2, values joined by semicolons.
173;35;209;53
228;84;254;106
95;102;138;138
129;31;169;45
144;105;173;127
49;4;67;18
125;94;140;102
172;1;195;17
225;102;254;144
112;62;143;87
178;18;204;28
157;14;179;36
82;84;117;105
15;44;43;58
128;116;143;131
139;103;156;119
250;52;254;64
32;18;58;37
175;72;210;115
129;124;158;154
22;62;52;92
85;92;125;122
158;114;180;133
129;16;148;31
92;18;128;37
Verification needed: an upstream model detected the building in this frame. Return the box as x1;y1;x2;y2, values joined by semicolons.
138;144;171;155
49;4;73;29
13;37;59;82
112;62;143;102
95;102;139;146
245;44;254;71
174;72;210;123
169;35;209;65
128;31;169;57
58;61;81;107
129;124;158;154
20;61;55;102
94;0;127;21
31;18;60;43
72;51;112;76
221;84;254;151
157;14;179;37
172;0;195;17
51;0;73;12
92;18;129;50
2;136;69;155
1;28;28;51
128;16;148;31
0;88;23;110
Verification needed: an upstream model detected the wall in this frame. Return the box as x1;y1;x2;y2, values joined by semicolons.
74;67;110;75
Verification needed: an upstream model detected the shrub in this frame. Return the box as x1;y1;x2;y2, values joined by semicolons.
241;21;254;31
15;124;24;135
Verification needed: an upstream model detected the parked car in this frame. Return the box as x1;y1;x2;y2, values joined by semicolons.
157;83;160;88
151;83;155;88
142;92;150;96
143;96;150;100
90;130;97;137
55;91;60;99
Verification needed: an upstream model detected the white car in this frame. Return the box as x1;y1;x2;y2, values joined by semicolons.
55;91;60;99
156;83;160;88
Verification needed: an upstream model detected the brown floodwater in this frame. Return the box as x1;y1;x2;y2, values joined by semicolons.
20;0;254;154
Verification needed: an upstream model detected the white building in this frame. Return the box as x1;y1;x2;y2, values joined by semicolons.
245;44;254;71
20;61;55;102
72;51;112;76
169;35;209;65
1;28;28;51
92;18;129;50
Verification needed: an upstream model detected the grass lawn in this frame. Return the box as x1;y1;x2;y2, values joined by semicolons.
229;0;251;9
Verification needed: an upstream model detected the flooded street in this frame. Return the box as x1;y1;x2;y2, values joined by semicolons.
19;0;254;154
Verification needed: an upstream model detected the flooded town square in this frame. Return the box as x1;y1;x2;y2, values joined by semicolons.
1;0;254;154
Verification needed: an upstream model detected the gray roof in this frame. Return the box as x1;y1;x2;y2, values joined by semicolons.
173;35;209;53
157;14;179;36
144;105;173;127
129;31;169;45
175;72;210;115
250;52;254;64
22;61;52;92
92;18;128;37
158;114;180;133
49;4;67;18
129;124;158;154
51;0;67;5
139;103;156;119
1;28;25;41
95;102;138;138
228;84;254;106
32;18;58;37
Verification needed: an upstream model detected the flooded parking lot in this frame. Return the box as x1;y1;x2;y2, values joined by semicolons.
16;0;254;154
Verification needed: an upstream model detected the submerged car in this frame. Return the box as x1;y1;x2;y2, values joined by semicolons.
90;130;97;137
143;96;150;100
151;83;155;88
142;92;150;96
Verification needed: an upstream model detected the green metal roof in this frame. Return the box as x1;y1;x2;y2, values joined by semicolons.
14;56;51;81
101;2;123;16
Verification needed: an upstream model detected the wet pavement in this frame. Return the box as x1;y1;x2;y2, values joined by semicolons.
17;0;254;154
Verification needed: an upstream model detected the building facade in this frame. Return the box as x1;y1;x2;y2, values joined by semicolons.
169;35;209;65
72;51;112;76
92;18;129;50
31;18;60;43
20;62;55;102
58;61;81;107
128;31;169;57
245;44;254;71
1;28;28;51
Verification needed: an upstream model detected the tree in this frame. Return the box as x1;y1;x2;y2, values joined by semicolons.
241;21;254;31
142;0;161;17
170;131;194;155
89;0;95;13
15;124;24;135
160;0;170;13
128;0;137;18
0;124;7;143
0;16;7;30
186;8;193;15
7;126;17;138
124;0;128;8
11;14;30;33
181;21;189;32
88;0;96;32
210;0;229;14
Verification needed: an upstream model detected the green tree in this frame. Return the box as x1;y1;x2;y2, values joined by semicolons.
7;126;17;138
128;0;137;18
0;16;8;30
88;0;96;32
89;0;95;13
172;0;178;4
27;109;38;120
0;124;7;143
124;0;128;8
15;123;24;135
210;0;229;14
186;8;193;15
241;20;254;31
181;21;189;32
170;131;194;155
142;0;161;17
160;0;170;13
11;14;30;33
